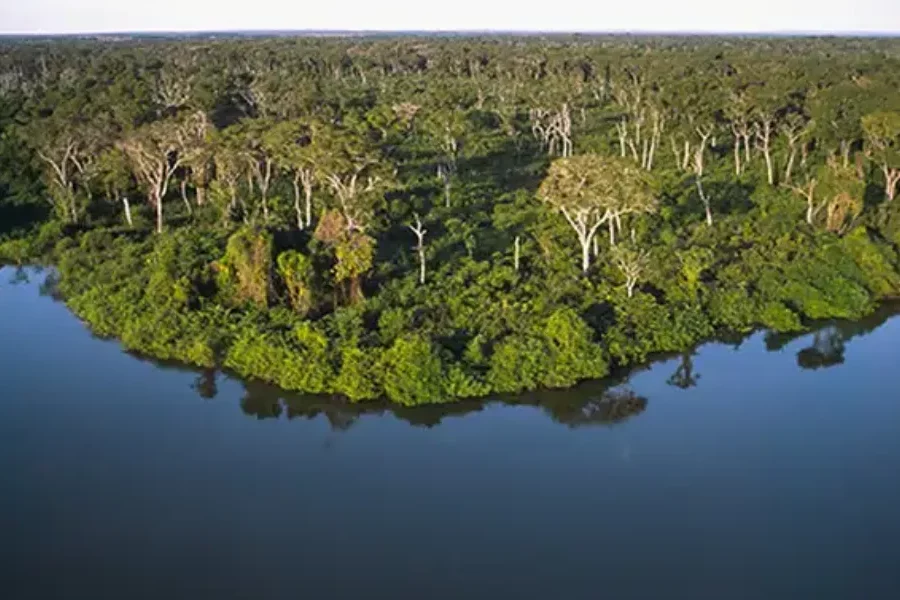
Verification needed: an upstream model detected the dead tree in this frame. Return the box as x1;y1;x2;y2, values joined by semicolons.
407;213;427;285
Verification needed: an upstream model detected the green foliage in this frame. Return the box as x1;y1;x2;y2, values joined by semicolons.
335;345;381;402
381;335;447;406
216;227;273;308
6;35;900;405
276;250;313;315
759;302;803;332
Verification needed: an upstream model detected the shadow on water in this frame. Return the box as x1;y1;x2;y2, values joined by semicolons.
7;266;900;433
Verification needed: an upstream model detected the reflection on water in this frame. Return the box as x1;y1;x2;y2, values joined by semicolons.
667;351;700;389
219;378;649;432
6;266;900;600
764;302;899;371
9;265;898;433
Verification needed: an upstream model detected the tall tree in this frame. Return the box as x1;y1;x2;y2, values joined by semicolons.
537;154;655;274
119;112;208;233
862;111;900;202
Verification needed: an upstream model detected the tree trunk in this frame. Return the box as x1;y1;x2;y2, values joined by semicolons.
514;236;520;272
418;247;426;285
581;239;591;274
883;166;899;202
196;185;206;207
444;180;451;208
840;141;851;168
180;180;192;216
696;177;713;226
734;138;742;175
292;176;304;229
69;193;79;225
784;147;797;184
122;196;133;227
154;191;163;234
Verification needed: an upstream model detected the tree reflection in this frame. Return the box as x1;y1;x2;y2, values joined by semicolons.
192;370;219;399
765;303;900;372
796;328;845;370
667;351;700;389
539;386;648;427
224;376;649;432
187;301;900;432
240;383;284;420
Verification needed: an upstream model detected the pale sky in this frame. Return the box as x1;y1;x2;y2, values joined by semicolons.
1;0;898;35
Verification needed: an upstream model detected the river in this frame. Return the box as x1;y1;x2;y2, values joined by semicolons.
3;265;900;599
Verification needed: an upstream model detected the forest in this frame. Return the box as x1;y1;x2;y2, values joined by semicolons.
1;34;899;405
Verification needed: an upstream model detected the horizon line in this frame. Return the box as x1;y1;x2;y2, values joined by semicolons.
1;28;899;38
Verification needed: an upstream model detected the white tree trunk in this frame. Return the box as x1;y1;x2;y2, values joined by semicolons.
123;197;133;227
408;214;427;285
514;236;520;272
154;191;164;234
883;166;899;201
292;177;304;229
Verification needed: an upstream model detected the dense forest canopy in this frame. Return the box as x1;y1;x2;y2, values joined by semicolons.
2;34;900;405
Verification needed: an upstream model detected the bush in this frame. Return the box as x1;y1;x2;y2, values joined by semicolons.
381;335;447;406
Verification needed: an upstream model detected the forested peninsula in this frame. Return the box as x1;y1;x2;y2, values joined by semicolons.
2;35;900;405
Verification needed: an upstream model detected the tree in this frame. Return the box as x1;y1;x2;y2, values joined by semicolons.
611;69;662;170
862;111;900;201
317;127;390;234
33;130;82;223
267;119;318;230
120;112;208;233
276;250;313;315
94;147;133;226
407;212;427;285
27;120;100;224
780;112;811;184
423;109;468;208
612;245;650;298
529;102;573;159
152;62;194;115
692;128;714;226
211;129;245;224
240;119;277;223
537;154;655;274
726;91;754;177
787;159;863;232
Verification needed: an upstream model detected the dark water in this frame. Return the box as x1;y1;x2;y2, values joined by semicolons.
3;266;900;600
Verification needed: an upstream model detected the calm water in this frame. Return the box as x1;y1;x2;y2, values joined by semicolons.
3;266;900;600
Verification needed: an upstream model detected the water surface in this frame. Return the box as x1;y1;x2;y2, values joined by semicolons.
3;266;900;599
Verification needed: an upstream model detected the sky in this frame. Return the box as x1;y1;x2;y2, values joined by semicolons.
1;0;899;35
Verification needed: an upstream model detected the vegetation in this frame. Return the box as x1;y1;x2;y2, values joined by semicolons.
2;34;900;405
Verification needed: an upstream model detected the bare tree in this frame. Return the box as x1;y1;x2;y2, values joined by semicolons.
692;128;714;226
786;177;823;225
727;92;754;176
407;213;427;284
755;114;776;185
862;111;900;202
530;103;573;158
780;114;810;184
35;134;81;223
612;246;651;298
119;112;207;233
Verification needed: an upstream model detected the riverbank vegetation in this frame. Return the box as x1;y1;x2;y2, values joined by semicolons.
1;35;899;404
